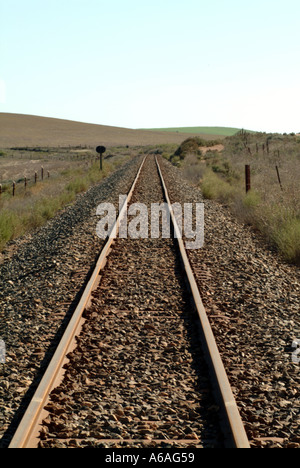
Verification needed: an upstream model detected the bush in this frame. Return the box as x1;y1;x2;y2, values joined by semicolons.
0;211;20;249
174;137;209;159
201;169;240;203
243;190;261;209
272;218;300;264
261;209;300;265
66;178;88;194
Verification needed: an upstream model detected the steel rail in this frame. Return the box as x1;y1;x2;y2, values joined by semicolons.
9;156;147;449
155;156;250;449
9;154;250;449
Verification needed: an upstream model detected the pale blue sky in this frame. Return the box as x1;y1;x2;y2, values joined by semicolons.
1;0;300;132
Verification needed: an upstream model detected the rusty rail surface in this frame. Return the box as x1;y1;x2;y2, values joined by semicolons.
9;155;250;449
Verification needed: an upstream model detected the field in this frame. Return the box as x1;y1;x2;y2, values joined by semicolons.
144;126;256;137
169;132;300;265
0;113;206;148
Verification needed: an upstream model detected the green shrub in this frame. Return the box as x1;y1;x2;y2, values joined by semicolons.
273;219;300;265
270;216;300;264
0;211;20;248
243;190;262;209
66;178;88;194
174;137;211;159
201;169;240;203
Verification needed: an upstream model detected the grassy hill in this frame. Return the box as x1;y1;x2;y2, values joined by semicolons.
0;113;205;148
145;126;255;137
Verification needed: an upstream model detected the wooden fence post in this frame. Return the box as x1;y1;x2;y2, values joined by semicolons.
276;166;283;191
245;165;251;193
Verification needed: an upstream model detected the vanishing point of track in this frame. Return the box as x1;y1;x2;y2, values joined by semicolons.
9;155;250;449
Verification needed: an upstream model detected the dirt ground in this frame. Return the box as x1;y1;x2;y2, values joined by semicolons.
199;144;224;155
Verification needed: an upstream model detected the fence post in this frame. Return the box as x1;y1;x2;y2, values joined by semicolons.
41;167;44;181
276;166;283;191
245;165;251;193
35;172;37;184
12;181;16;197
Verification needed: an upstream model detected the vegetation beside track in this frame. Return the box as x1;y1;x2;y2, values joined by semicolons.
168;132;300;265
0;147;132;251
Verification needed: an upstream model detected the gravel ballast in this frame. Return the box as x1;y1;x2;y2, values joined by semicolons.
1;152;299;449
0;155;143;447
38;156;224;448
159;156;300;449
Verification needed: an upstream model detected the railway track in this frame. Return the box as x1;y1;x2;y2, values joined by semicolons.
9;155;250;449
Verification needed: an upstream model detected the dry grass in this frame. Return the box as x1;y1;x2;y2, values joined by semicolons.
172;133;300;265
0;156;83;182
180;153;206;185
0;143;182;251
0;147;131;251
